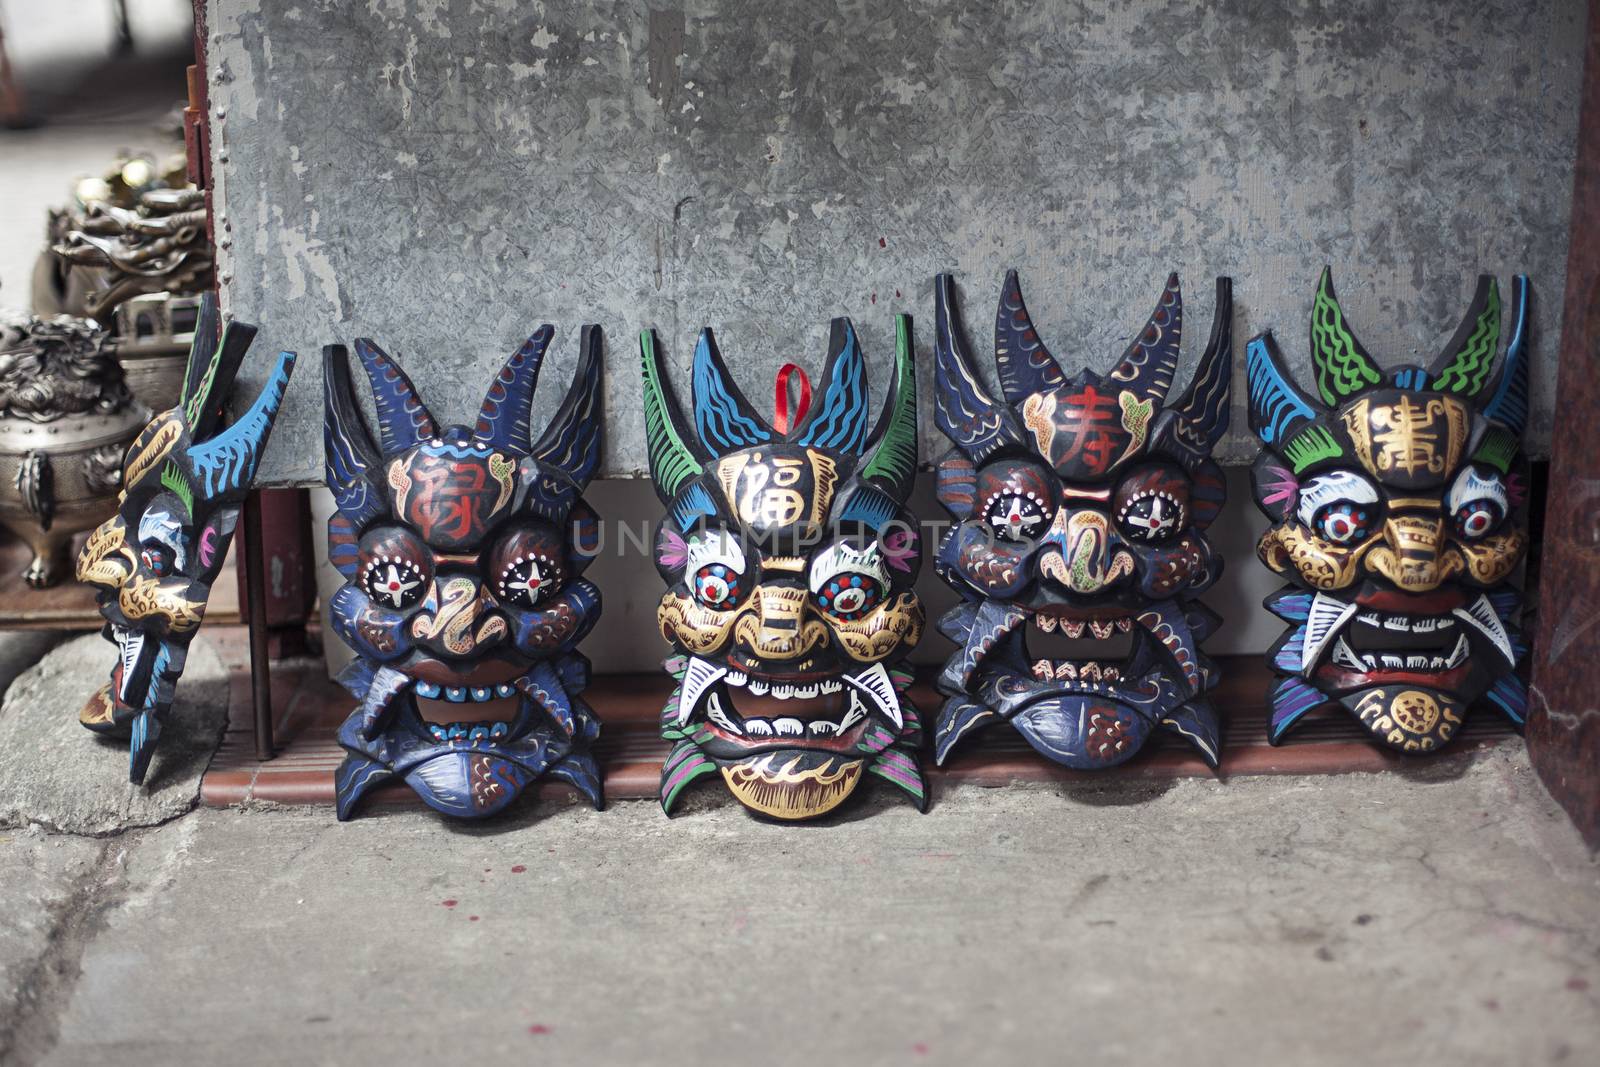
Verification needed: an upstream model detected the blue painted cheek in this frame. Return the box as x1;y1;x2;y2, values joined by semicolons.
330;583;413;662
943;522;1032;600
509;578;601;656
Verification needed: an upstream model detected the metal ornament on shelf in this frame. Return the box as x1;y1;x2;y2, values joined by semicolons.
76;293;297;783
0;308;147;587
640;315;926;820
1247;268;1532;752
930;271;1232;770
323;327;606;820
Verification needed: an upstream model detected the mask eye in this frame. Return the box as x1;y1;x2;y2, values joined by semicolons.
497;551;565;609
983;492;1048;542
1117;490;1186;543
1313;501;1377;544
692;563;744;609
1448;467;1508;542
362;555;427;609
1297;470;1381;545
488;524;569;610
817;572;885;621
139;543;173;576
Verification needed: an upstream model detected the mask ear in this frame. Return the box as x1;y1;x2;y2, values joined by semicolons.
1473;275;1531;473
1246;331;1323;447
1308;266;1383;405
639;329;706;505
185;347;297;499
934;273;1027;462
1429;275;1502;401
323;343;387;529
528;325;605;489
1250;450;1299;524
1150;276;1232;468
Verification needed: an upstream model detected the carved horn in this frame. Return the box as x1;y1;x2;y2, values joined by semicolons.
1428;275;1502;400
1480;275;1531;435
691;327;771;457
323;344;381;489
186;349;298;498
1246;330;1323;446
529;325;605;488
792;318;871;454
473;326;553;451
180;292;258;440
1308;266;1383;405
1156;277;1233;466
858;313;918;503
1107;273;1182;405
993;269;1065;404
351;338;438;455
934;274;1028;462
639;328;705;503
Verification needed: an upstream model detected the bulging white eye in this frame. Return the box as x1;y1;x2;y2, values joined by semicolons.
1297;471;1379;529
1448;467;1508;541
684;529;745;579
808;541;888;597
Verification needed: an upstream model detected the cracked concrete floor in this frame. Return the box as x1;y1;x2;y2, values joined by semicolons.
1;749;1597;1066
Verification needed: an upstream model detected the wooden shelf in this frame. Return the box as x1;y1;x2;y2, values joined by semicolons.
196;633;1524;812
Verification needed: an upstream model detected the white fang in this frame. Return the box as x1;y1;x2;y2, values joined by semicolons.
676;657;729;726
1301;593;1358;677
1452;594;1514;664
843;662;902;730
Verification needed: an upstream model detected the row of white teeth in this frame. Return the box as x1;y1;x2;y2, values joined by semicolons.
1353;612;1458;634
1034;614;1134;638
1330;633;1469;672
1031;660;1123;683
722;670;844;699
705;691;866;739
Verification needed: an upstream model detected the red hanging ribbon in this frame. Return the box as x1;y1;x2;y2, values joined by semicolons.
772;363;812;435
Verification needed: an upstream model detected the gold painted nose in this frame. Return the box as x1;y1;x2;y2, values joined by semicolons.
735;583;826;661
1370;515;1448;592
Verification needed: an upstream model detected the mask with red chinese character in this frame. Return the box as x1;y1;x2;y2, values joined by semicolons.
931;271;1231;769
323;327;605;819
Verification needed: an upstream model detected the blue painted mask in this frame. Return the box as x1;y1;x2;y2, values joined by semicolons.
931;271;1232;770
323;327;605;819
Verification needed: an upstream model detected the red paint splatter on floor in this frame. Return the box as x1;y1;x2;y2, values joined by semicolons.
441;899;458;908
871;292;877;304
878;237;886;248
469;916;480;922
511;864;527;874
528;1024;551;1036
912;1042;929;1055
895;289;902;299
1567;977;1590;991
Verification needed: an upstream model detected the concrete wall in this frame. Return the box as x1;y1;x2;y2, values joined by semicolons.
208;0;1585;486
